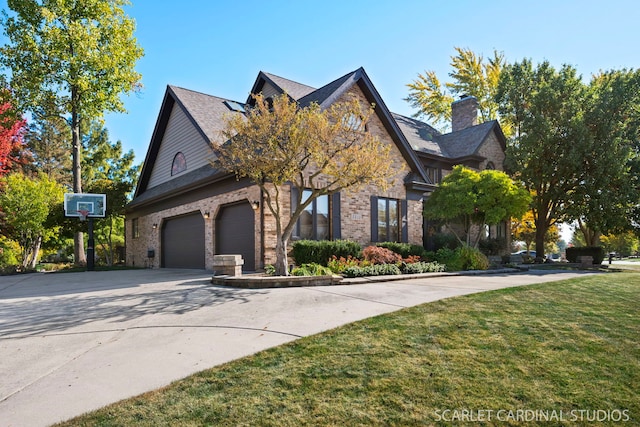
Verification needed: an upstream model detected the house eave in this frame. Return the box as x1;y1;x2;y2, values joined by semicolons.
405;180;436;193
126;171;237;213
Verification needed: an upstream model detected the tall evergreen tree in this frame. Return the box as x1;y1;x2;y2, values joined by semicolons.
23;112;72;184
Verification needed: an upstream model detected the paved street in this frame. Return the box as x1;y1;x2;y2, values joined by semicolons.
0;268;598;426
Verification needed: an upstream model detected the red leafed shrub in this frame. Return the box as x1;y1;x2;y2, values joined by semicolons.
362;246;402;264
403;255;422;264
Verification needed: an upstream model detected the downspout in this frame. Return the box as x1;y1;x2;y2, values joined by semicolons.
260;188;265;270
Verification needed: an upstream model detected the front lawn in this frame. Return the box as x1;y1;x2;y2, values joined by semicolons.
59;273;639;426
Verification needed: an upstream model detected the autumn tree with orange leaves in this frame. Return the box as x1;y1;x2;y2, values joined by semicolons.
216;93;395;276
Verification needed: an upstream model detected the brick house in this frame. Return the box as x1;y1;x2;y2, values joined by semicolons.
125;68;506;270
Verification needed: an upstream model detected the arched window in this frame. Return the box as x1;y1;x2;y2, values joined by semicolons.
342;113;367;132
485;161;495;170
171;152;187;175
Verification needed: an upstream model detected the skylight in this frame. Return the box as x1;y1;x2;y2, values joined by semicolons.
224;100;246;113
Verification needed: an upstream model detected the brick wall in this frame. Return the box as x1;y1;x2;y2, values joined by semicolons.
126;185;262;270
330;88;422;247
127;84;440;270
451;96;479;132
477;132;506;171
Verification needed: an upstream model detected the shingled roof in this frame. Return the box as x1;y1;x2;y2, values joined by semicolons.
261;72;316;99
256;70;503;164
169;86;243;144
392;113;443;156
133;68;506;202
247;71;316;103
297;69;360;108
133;85;247;198
434;120;505;159
246;67;433;186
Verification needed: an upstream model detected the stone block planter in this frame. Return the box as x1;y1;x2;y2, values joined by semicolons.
212;254;244;277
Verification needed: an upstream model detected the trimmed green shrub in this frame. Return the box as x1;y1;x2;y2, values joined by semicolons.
342;263;402;278
458;245;490;270
431;246;489;271
433;247;460;271
292;240;361;266
566;246;605;264
376;242;428;259
291;263;334;276
400;261;446;274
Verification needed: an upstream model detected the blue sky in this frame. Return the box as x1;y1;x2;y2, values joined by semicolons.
2;0;639;160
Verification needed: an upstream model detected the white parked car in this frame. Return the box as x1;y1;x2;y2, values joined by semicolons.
512;250;536;257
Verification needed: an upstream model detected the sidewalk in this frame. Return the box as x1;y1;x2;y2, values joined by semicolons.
0;268;598;426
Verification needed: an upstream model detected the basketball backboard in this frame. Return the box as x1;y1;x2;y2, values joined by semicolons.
64;193;106;218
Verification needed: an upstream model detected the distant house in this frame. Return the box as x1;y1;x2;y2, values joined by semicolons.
125;67;506;270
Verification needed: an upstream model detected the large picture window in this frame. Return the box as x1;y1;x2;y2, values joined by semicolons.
377;197;399;242
297;190;330;240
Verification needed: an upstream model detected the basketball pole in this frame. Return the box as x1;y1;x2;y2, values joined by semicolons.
87;218;95;271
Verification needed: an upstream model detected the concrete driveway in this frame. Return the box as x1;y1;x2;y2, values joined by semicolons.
0;268;598;426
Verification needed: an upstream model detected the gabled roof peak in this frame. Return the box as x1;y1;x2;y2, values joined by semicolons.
247;71;316;103
434;120;505;158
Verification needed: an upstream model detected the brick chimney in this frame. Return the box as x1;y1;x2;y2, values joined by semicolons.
451;95;478;132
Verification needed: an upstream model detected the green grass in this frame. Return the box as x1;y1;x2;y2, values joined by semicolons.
59;273;639;426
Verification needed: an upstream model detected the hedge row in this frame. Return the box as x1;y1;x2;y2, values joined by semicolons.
341;261;447;278
291;240;361;266
342;263;402;278
291;240;487;274
400;261;446;274
292;240;432;266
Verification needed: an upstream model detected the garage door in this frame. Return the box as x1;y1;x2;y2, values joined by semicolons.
216;202;255;271
162;213;205;269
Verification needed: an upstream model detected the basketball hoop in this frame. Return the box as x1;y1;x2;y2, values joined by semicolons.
78;209;90;222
